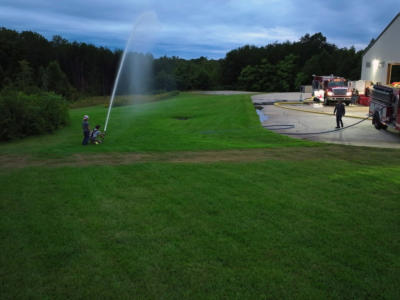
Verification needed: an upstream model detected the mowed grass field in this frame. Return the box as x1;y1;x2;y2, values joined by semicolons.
0;93;309;157
1;93;399;299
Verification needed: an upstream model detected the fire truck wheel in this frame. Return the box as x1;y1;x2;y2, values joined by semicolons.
345;102;350;106
373;111;382;130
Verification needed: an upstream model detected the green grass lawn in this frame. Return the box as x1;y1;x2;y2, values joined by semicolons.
0;93;309;157
1;93;399;299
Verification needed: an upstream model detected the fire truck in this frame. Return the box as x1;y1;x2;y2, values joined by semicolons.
312;75;352;106
370;84;400;131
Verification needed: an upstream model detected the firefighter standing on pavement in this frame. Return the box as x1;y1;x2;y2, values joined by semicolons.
334;100;345;128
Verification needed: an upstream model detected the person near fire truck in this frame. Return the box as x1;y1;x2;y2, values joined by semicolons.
351;88;359;105
333;100;345;129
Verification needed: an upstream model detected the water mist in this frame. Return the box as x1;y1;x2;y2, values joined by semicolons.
104;11;160;133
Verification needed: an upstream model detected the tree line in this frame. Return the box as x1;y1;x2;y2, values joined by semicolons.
0;28;365;141
0;27;364;98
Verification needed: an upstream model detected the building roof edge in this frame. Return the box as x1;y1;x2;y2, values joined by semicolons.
362;12;400;58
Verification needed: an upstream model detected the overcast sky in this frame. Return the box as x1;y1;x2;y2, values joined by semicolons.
1;0;399;59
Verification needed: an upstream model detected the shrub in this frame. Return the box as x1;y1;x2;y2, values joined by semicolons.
0;90;69;141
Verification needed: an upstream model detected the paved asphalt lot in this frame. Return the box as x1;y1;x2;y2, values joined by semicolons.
252;93;400;149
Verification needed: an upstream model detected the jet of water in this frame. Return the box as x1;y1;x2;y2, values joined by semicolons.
104;11;159;133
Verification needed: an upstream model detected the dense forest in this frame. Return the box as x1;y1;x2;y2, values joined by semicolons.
0;27;364;98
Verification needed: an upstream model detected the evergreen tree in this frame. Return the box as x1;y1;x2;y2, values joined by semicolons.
276;54;297;91
46;61;75;99
38;66;48;90
16;60;34;92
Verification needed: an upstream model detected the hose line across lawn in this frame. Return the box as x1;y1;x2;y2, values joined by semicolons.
261;100;375;135
263;115;371;135
264;99;377;136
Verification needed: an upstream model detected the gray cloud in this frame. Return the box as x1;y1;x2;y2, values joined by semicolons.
0;0;399;58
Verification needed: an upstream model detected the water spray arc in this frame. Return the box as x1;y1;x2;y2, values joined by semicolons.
104;24;137;133
104;42;129;132
103;11;159;134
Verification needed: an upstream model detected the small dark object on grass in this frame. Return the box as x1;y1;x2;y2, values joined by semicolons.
173;116;190;120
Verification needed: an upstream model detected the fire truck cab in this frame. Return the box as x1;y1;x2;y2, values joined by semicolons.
312;75;352;106
370;84;400;131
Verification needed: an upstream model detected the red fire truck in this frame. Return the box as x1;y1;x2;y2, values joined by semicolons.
312;75;352;106
370;84;400;131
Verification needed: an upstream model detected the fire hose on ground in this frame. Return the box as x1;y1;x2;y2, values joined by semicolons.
262;102;383;135
263;115;371;135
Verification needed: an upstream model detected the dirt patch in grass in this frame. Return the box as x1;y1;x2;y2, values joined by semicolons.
1;145;400;168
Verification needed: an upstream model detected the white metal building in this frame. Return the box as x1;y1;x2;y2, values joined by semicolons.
361;13;400;84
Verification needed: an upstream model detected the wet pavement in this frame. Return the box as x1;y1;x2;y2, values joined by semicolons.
254;96;400;149
276;102;370;118
252;92;312;104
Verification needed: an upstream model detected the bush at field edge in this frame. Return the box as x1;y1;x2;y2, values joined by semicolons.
0;90;69;141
